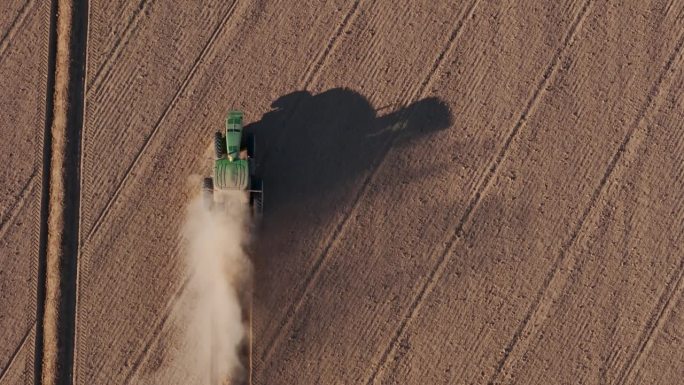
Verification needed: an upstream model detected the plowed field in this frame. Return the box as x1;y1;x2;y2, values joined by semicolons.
1;1;683;384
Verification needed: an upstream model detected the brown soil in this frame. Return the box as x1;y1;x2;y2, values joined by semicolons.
2;1;683;385
0;1;51;384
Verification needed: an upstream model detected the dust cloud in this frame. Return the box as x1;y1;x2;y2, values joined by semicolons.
176;188;253;384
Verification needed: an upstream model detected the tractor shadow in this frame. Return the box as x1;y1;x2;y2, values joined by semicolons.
245;88;452;280
243;88;452;356
245;88;452;228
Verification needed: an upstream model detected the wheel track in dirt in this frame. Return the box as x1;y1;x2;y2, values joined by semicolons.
0;0;37;67
91;2;369;379
36;0;88;385
0;172;39;241
0;5;53;379
258;0;367;168
81;0;360;247
33;1;58;382
72;3;247;377
0;173;40;383
72;8;246;374
484;24;684;385
0;324;35;385
362;1;594;383
86;0;153;95
613;51;684;385
120;274;191;385
81;0;240;246
259;0;483;365
617;261;684;385
300;0;362;87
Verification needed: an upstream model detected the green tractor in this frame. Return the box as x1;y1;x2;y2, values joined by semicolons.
202;110;263;218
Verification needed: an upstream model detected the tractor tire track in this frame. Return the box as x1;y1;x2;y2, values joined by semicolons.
0;0;37;67
261;0;483;364
93;2;369;376
0;324;35;385
33;0;58;382
86;0;153;95
38;0;88;384
617;262;684;385
364;2;593;383
613;48;684;385
82;0;240;245
0;172;38;241
301;0;363;88
121;273;191;385
256;0;367;168
485;25;684;385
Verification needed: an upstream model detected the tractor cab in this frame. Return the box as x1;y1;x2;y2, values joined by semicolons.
225;111;243;161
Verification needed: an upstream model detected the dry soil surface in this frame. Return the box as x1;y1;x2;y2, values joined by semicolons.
1;1;683;385
1;2;52;385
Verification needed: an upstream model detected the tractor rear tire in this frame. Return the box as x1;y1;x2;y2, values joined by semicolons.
202;177;214;208
202;177;213;191
214;131;225;159
249;178;263;219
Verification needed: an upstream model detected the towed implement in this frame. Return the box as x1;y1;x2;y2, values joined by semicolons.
202;110;263;218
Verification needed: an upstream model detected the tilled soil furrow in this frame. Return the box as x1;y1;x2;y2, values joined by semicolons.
79;1;239;240
77;0;372;378
259;0;482;366
489;26;684;385
300;0;363;87
86;0;154;95
87;2;229;125
82;0;240;245
260;0;592;380
0;172;38;241
625;290;684;384
84;3;226;136
413;0;482;97
0;0;27;33
367;2;684;383
497;70;684;385
609;66;684;385
120;274;191;385
0;0;36;67
617;265;684;385
367;3;593;383
0;324;35;385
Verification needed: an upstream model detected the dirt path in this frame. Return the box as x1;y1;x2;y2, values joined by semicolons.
39;0;87;384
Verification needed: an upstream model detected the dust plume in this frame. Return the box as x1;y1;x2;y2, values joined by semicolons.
177;188;253;384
